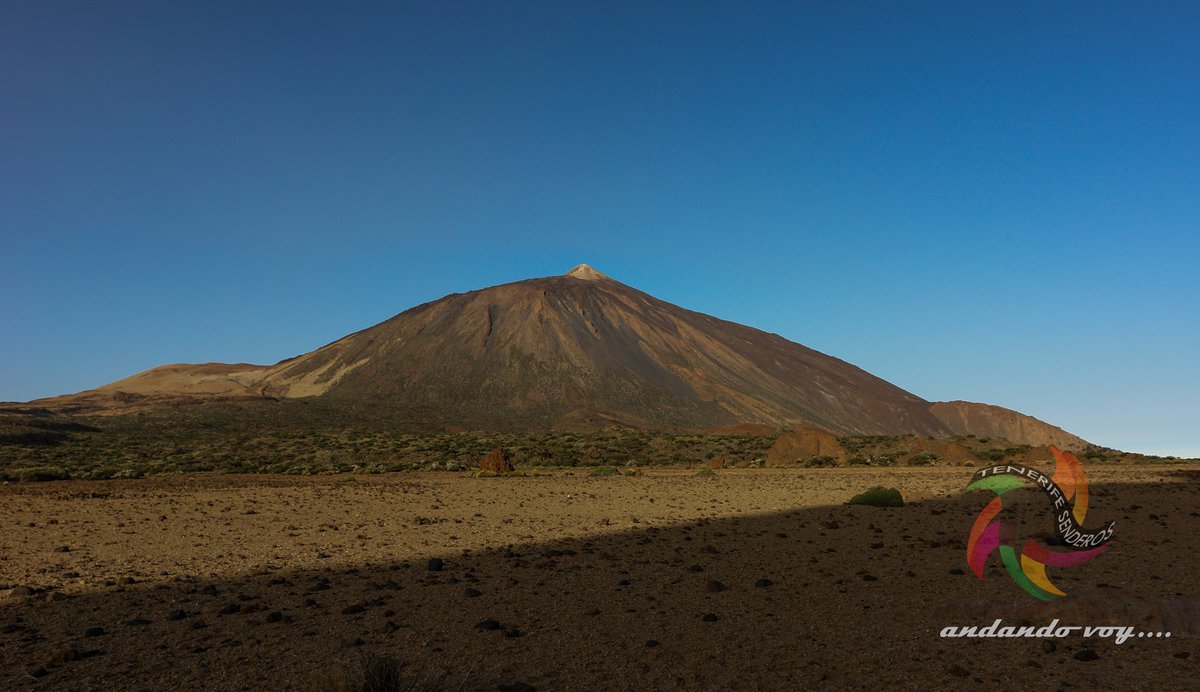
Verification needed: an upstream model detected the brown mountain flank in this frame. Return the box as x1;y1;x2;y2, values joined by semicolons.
22;265;1087;448
929;400;1087;450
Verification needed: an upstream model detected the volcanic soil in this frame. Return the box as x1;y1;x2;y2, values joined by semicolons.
1;466;1197;690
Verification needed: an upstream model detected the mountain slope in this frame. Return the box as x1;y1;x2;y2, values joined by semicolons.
255;264;946;433
22;265;1087;445
929;400;1088;450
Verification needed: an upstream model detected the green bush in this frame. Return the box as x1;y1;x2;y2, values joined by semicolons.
590;465;619;476
908;451;939;466
695;467;716;478
846;486;904;507
6;466;71;482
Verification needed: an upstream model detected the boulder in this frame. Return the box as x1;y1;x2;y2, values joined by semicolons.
766;426;847;466
480;448;515;474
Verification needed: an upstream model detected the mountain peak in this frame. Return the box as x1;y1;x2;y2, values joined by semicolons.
563;264;610;281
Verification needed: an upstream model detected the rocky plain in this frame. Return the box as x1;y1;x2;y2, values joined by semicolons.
2;465;1196;690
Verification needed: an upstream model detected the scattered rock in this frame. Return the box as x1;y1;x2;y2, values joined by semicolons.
53;546;70;553
427;558;445;572
702;613;719;622
40;647;80;665
1074;649;1099;662
498;683;537;692
754;578;774;588
475;619;501;630
266;611;283;623
947;663;970;677
1041;640;1056;653
341;604;366;615
218;604;241;615
84;627;105;637
645;640;660;648
166;610;186;621
705;580;728;593
464;588;483;598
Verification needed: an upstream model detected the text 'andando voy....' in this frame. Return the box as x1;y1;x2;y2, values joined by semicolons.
940;618;1165;645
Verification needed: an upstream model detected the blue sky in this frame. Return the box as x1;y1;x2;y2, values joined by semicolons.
2;2;1197;456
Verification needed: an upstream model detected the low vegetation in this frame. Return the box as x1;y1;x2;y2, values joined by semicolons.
0;406;773;481
846;486;905;507
0;404;1186;482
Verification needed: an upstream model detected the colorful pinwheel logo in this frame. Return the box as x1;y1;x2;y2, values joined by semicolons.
965;446;1115;600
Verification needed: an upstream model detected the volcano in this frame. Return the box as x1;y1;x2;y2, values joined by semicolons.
26;265;1086;447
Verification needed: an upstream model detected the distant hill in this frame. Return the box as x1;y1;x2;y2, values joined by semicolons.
929;400;1087;450
20;265;1087;448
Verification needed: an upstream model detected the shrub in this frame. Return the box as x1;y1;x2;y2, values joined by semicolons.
8;466;71;482
908;451;939;466
695;467;716;478
803;455;836;468
846;486;904;507
590;466;619;476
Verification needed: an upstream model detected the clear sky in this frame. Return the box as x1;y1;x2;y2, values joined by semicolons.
2;2;1197;456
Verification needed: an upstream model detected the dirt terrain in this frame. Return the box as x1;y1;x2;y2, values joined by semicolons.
2;466;1197;690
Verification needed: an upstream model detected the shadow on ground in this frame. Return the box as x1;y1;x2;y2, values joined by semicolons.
2;474;1198;690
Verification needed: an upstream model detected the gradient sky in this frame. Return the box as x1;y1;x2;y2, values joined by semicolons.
2;2;1197;456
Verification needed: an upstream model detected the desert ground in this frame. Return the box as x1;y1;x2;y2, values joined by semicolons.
2;466;1196;690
